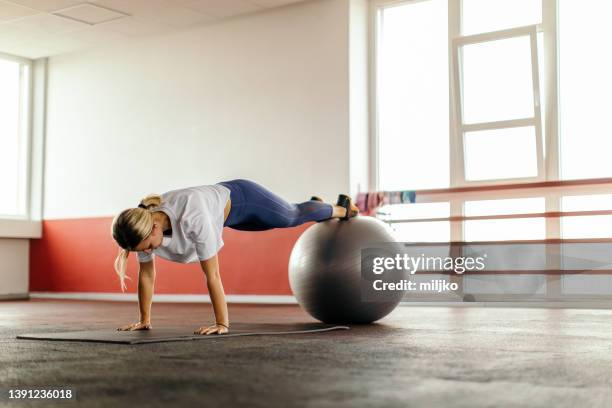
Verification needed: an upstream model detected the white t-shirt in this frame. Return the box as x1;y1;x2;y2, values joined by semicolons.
137;184;230;264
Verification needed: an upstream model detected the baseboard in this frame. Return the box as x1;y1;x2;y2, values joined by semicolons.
400;301;612;309
29;292;297;304
0;293;30;300
24;293;612;309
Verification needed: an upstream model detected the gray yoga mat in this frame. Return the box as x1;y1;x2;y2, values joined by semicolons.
17;323;350;345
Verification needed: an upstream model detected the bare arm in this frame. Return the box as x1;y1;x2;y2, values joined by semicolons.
117;259;155;331
137;260;155;324
194;255;229;335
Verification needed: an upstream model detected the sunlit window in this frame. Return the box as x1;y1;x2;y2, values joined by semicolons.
561;195;612;239
379;202;450;242
562;194;612;212
559;0;612;180
465;197;545;216
461;0;542;36
561;216;612;239
376;0;449;190
454;26;542;183
461;36;535;124
0;57;30;217
373;0;612;301
464;198;545;241
464;127;538;181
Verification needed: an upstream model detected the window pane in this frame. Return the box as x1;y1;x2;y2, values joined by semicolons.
559;0;612;180
378;202;450;220
392;222;450;243
465;197;544;216
0;59;22;216
464;275;546;294
464;127;538;181
562;215;612;239
381;202;450;243
461;35;534;124
462;0;542;36
465;218;545;241
562;194;612;212
562;275;612;295
377;0;449;190
464;198;545;242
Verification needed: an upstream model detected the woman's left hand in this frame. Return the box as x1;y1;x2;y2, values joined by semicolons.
194;323;229;335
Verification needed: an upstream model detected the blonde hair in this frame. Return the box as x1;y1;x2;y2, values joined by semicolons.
111;194;162;291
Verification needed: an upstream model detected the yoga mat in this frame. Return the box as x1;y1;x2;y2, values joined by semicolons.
17;323;350;345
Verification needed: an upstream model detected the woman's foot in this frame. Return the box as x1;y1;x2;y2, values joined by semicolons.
336;194;359;220
311;194;358;220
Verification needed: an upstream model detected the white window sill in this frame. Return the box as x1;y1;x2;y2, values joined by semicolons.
0;219;42;239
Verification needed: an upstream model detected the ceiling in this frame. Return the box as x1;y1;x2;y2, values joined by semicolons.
0;0;306;59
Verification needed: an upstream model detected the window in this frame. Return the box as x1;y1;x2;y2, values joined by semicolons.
463;126;539;181
459;35;537;125
562;194;612;212
561;194;612;239
375;0;449;191
558;0;612;180
375;0;612;189
378;202;451;242
464;198;545;241
372;0;612;301
0;55;31;218
461;0;542;36
375;0;547;189
453;25;543;184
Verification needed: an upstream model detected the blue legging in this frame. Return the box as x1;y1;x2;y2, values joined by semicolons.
218;179;333;231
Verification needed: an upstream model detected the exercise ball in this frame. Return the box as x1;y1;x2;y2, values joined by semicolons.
289;216;406;324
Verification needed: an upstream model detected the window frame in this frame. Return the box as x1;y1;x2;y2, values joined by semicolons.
452;25;544;185
0;51;37;231
370;0;612;302
371;0;562;191
372;0;451;191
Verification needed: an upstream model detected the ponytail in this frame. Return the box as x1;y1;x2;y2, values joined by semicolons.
111;193;163;291
113;248;132;292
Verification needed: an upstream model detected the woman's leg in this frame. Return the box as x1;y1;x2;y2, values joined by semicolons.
220;179;344;231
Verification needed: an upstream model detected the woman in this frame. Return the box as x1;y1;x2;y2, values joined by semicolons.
111;179;359;335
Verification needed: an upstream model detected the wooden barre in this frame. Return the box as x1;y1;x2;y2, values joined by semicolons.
407;270;612;275
381;209;612;224
415;177;612;195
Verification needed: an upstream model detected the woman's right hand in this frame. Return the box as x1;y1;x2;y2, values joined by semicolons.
117;321;151;331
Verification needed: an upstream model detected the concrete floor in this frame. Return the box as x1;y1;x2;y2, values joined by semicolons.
1;300;612;407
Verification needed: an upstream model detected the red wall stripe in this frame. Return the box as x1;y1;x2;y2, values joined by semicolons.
29;218;309;295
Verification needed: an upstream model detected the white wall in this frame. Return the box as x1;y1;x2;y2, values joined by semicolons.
0;239;28;297
44;0;354;219
349;0;370;196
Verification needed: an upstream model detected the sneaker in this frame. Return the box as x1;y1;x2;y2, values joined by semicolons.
336;194;359;220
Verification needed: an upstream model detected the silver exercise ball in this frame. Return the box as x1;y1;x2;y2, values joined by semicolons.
288;216;405;324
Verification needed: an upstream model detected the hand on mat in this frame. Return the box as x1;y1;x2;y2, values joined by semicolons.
194;324;229;335
117;322;151;331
